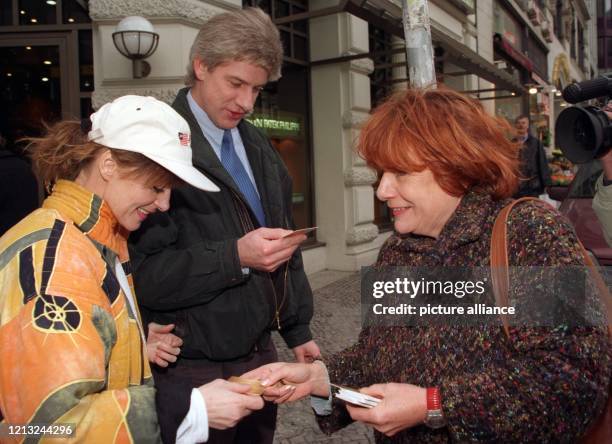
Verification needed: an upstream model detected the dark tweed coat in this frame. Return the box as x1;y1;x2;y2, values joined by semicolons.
317;191;611;443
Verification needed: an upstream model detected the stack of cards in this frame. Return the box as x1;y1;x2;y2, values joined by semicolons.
330;383;381;408
227;376;266;395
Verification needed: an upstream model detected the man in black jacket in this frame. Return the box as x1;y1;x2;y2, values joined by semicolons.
130;7;319;443
513;114;552;197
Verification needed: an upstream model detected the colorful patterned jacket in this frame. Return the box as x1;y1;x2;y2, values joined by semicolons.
0;180;161;443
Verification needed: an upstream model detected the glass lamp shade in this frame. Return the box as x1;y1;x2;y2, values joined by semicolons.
113;16;159;59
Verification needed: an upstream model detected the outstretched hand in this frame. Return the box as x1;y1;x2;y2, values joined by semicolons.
241;361;330;404
345;383;427;437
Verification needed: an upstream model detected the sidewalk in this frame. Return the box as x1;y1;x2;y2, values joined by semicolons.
272;270;374;443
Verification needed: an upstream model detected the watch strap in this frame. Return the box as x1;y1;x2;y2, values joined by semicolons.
427;387;441;410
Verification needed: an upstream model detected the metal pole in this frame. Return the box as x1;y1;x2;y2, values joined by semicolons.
402;0;437;89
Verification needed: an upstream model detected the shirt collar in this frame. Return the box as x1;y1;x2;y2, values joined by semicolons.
187;89;225;146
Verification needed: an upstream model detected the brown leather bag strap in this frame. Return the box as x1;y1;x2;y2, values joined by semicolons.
490;197;612;339
490;197;538;337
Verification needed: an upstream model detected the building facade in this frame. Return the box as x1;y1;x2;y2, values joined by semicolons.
0;0;598;273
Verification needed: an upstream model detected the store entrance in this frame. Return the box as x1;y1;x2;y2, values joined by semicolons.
0;35;74;151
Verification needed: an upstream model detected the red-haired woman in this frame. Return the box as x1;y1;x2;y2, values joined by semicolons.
246;87;611;442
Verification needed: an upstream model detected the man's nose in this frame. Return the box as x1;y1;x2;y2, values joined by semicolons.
236;87;257;112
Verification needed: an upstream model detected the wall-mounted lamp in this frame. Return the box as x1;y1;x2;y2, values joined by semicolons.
112;16;159;79
528;87;538;94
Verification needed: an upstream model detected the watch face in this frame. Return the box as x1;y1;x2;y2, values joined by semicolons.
425;411;447;429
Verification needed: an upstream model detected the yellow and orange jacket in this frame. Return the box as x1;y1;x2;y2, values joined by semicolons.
0;180;161;443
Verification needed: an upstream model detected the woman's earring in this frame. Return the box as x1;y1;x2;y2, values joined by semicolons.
45;181;54;195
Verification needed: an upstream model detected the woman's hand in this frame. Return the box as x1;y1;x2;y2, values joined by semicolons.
146;322;182;367
241;361;330;403
346;383;427;437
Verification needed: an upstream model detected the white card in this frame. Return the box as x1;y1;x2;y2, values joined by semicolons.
331;383;381;409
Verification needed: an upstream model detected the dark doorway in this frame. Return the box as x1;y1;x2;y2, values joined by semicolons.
0;44;63;150
0;0;92;152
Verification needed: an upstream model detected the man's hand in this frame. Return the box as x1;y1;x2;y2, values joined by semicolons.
146;322;182;367
197;379;265;430
241;361;329;403
292;340;321;363
346;383;427;437
237;228;306;272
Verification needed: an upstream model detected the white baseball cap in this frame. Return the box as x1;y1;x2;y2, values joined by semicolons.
88;95;219;192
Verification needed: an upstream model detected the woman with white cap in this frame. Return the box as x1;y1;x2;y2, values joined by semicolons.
0;95;263;443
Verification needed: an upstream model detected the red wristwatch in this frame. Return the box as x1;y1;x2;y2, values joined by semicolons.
424;387;447;429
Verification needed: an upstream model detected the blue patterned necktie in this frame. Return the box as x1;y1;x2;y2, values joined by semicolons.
220;129;266;226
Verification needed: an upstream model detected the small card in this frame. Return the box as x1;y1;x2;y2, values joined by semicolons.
330;383;381;409
282;227;318;239
227;376;265;395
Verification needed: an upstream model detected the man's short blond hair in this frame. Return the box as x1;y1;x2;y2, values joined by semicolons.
185;7;283;85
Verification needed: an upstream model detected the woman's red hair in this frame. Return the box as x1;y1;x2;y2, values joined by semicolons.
359;86;520;199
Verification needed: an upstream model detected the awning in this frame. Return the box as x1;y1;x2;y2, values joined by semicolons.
275;0;524;96
493;33;535;73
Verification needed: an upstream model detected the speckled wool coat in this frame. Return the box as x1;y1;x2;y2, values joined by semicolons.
317;190;611;443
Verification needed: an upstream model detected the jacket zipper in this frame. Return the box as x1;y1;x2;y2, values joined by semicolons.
229;189;288;330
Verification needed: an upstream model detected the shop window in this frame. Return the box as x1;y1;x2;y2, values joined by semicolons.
245;0;309;65
249;65;314;231
0;1;92;147
19;0;57;25
0;45;62;142
62;0;89;24
369;24;393;107
79;30;93;92
0;1;12;26
604;0;612;28
555;0;564;40
369;24;393;230
527;33;548;79
493;2;523;48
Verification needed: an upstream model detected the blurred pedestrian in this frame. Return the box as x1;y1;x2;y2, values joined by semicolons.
513;114;551;198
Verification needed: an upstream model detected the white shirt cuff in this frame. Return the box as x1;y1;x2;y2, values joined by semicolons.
176;388;209;443
310;360;332;416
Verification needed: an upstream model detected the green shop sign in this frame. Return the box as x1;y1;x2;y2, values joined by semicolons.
247;114;302;138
